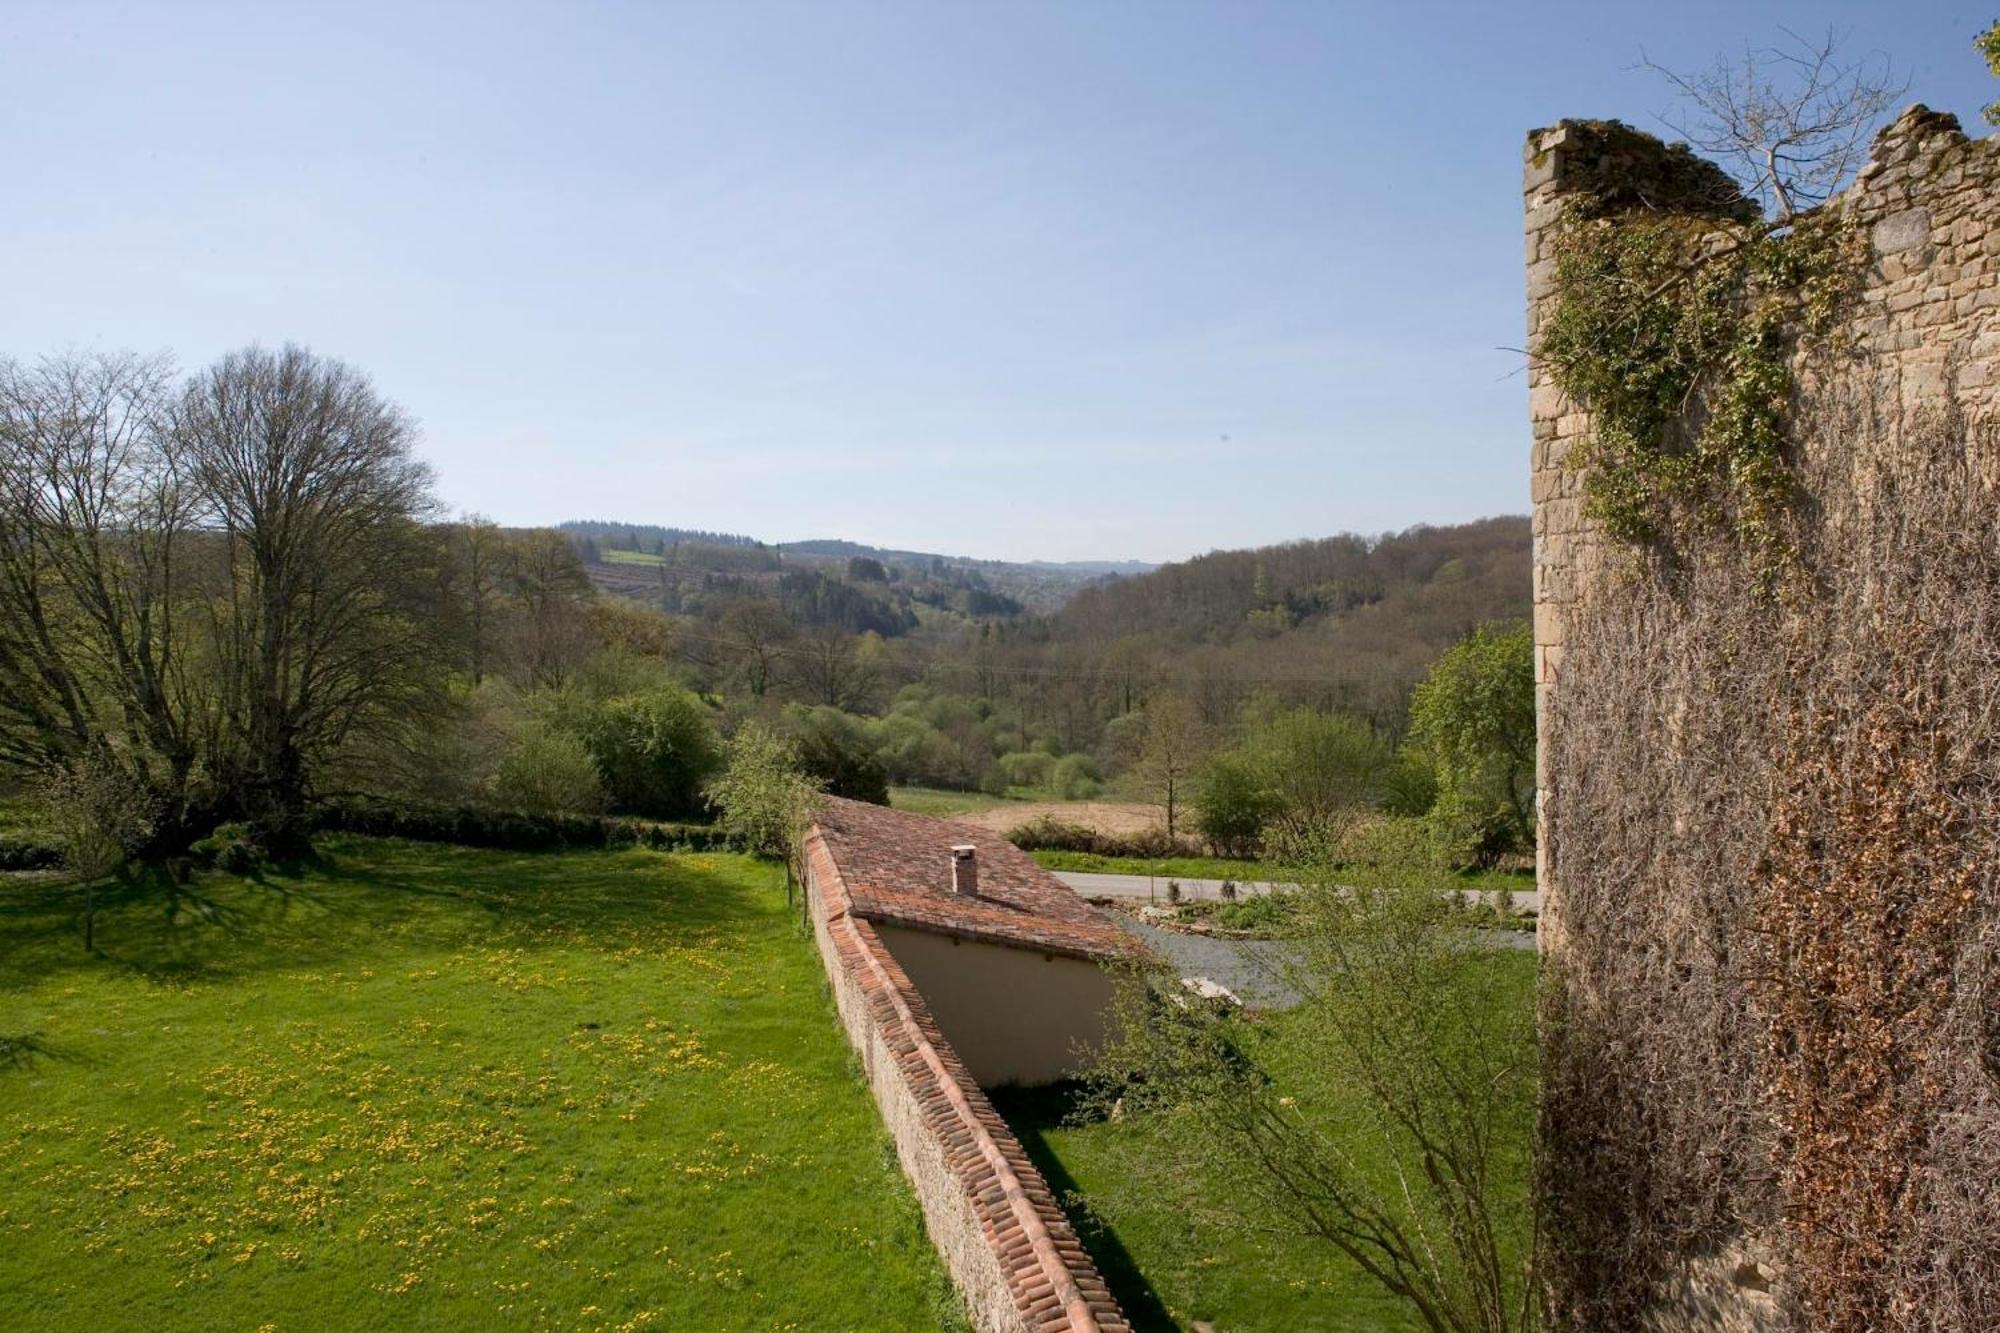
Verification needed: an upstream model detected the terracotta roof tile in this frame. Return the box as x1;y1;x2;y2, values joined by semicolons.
811;797;1138;963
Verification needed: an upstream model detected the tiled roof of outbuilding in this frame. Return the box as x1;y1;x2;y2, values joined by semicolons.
811;797;1138;963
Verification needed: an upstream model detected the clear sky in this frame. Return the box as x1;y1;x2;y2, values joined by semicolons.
4;2;1995;562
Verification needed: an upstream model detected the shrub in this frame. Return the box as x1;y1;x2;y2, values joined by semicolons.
978;764;1012;797
492;726;607;815
584;688;721;819
788;704;892;800
1424;792;1521;871
39;753;159;951
316;799;730;852
708;722;824;859
0;840;62;871
40;754;157;880
996;751;1055;789
1246;708;1393;840
1215;892;1296;934
1194;754;1280;857
1051;754;1101;799
1004;816;1193;859
189;822;259;875
1006;816;1105;854
1381;756;1442;818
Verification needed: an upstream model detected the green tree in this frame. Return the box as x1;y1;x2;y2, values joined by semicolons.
787;706;889;805
492;725;605;815
708;723;824;862
584;688;721;819
1248;708;1394;847
41;752;159;952
1407;623;1535;865
1193;752;1280;858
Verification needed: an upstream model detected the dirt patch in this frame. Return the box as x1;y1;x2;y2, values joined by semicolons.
950;801;1166;839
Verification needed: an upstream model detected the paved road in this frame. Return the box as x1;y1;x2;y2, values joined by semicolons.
1053;870;1541;915
1118;920;1305;1008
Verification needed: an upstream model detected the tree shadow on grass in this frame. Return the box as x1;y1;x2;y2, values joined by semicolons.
988;1081;1178;1333
0;840;771;992
308;840;766;940
0;1029;97;1073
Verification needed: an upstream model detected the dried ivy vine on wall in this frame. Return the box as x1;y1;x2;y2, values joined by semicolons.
1541;404;2000;1332
1540;204;1861;564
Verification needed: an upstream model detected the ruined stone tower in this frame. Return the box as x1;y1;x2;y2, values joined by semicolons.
1526;108;2000;1330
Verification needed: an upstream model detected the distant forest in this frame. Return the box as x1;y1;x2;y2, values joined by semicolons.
560;513;1531;782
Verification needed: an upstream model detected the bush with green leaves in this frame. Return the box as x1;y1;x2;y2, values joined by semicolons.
492;725;606;815
1050;753;1101;800
189;823;259;875
583;688;721;819
786;706;889;805
1193;753;1281;858
1407;623;1534;866
1245;707;1393;842
996;750;1055;790
708;722;825;859
1380;755;1441;818
1004;816;1188;859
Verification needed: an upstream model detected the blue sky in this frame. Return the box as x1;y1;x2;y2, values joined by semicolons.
4;1;1995;561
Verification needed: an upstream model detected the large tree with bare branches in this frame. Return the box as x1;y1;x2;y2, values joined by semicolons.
174;344;439;853
0;352;203;829
0;344;442;855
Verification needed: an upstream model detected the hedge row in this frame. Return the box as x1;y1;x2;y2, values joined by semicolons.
1003;815;1195;860
316;801;736;854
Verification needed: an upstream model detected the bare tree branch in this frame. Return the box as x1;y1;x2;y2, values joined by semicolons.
1641;27;1907;221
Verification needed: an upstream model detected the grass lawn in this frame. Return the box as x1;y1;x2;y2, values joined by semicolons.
0;790;54;843
1027;851;1294;882
992;1087;1422;1332
993;948;1539;1332
886;786;1022;818
0;838;960;1332
600;549;665;566
1028;850;1537;898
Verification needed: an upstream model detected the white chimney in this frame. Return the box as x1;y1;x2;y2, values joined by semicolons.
950;844;979;897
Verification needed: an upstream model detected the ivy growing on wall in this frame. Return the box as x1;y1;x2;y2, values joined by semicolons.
1541;206;1860;564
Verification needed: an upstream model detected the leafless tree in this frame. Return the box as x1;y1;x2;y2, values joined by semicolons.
502;527;594;688
794;624;880;710
175;344;439;853
717;598;794;699
1136;693;1210;837
1643;27;1907;221
452;513;504;684
0;352;201;816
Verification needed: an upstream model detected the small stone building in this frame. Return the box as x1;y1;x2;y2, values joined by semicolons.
808;796;1132;1087
800;796;1138;1332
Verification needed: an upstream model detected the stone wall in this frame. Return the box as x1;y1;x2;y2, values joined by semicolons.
1526;106;2000;1330
1528;104;2000;824
801;832;1129;1333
